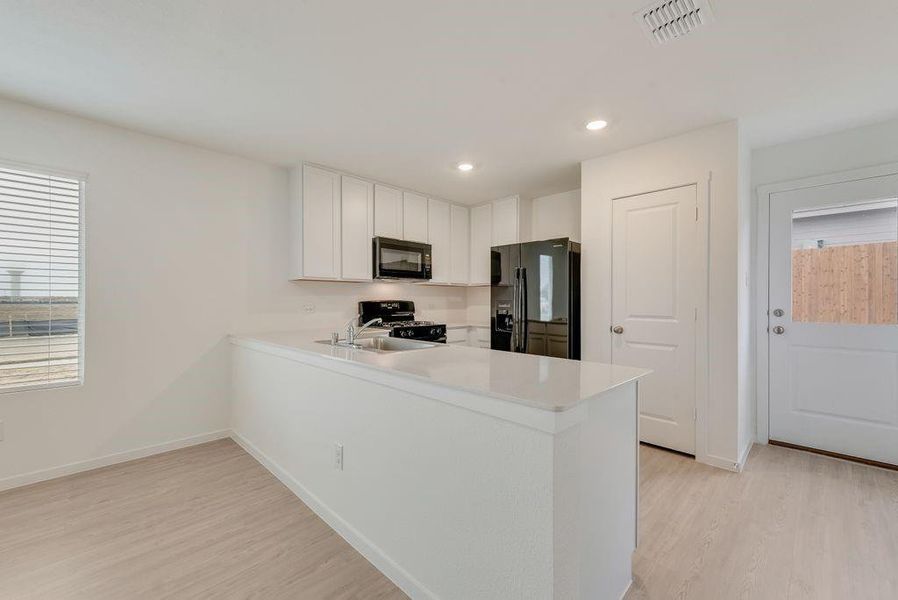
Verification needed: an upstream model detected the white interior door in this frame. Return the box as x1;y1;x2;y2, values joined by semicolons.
769;175;898;465
611;185;697;454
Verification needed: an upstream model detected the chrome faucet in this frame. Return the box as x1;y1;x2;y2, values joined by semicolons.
335;315;382;348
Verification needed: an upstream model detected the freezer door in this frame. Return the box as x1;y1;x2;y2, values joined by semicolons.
490;244;520;352
520;239;571;357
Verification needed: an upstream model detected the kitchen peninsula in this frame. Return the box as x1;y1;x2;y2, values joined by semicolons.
230;331;649;600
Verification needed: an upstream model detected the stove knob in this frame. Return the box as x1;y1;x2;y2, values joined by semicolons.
400;330;408;337
430;328;436;335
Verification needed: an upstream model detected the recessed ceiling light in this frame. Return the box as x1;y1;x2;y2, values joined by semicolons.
457;162;474;172
585;119;608;131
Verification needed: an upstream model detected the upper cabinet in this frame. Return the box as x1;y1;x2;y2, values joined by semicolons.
470;203;492;285
298;165;341;279
428;198;451;283
491;195;521;247
450;205;470;285
374;184;403;239
402;192;429;243
290;162;477;285
340;175;374;280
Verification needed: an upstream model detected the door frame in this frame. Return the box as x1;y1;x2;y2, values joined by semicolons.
608;176;711;466
755;161;898;444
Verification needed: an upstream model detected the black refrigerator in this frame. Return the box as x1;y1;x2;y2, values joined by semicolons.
490;238;581;359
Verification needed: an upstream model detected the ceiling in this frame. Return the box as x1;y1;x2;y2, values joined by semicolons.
1;0;897;204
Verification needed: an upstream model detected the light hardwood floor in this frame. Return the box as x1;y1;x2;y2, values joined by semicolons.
2;439;895;599
628;443;898;600
0;439;406;600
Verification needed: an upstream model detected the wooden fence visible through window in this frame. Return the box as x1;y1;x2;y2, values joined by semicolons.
792;241;898;324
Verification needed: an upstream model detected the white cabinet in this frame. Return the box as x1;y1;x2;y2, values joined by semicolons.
470;203;492;285
341;175;374;280
428;198;451;283
491;195;520;246
374;184;403;239
300;165;341;279
403;192;429;243
450;205;470;285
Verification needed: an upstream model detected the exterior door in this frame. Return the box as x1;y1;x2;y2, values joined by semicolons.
611;185;697;454
769;175;898;465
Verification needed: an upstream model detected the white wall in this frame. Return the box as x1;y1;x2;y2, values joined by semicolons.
530;189;581;242
752;116;898;187
0;97;468;486
581;121;751;469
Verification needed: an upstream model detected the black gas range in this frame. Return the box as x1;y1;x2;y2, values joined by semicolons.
358;300;447;343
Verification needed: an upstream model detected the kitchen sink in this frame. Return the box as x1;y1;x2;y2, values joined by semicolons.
317;336;439;353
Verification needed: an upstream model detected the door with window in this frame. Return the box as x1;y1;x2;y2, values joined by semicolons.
768;175;898;465
611;185;698;454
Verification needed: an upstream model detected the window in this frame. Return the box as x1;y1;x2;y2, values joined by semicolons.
0;163;83;391
791;199;897;325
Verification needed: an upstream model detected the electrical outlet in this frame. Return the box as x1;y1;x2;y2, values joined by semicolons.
334;443;343;470
304;304;315;313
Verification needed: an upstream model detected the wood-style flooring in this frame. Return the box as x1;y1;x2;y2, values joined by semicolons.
0;439;405;600
2;439;896;599
627;443;898;600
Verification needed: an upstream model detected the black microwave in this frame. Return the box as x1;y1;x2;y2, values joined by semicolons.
373;237;432;280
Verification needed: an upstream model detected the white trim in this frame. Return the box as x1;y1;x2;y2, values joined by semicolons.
701;453;741;472
736;441;753;473
754;160;898;446
0;156;89;182
0;429;230;492
618;579;634;600
230;431;438;600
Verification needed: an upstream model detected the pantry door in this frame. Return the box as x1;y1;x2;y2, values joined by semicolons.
611;185;698;454
768;174;898;466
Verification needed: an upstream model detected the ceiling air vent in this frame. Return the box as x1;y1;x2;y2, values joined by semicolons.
636;0;714;45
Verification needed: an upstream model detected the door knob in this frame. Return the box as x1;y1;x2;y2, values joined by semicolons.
611;325;624;334
772;325;785;335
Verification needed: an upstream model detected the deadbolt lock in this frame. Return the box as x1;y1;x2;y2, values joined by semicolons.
772;308;784;317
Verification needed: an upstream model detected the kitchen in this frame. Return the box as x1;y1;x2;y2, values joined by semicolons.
1;2;897;600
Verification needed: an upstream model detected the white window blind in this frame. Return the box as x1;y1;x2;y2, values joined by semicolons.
0;163;83;391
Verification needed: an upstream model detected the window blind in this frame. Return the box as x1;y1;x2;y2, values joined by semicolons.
0;164;83;391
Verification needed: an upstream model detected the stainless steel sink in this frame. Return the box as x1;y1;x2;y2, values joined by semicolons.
317;336;439;353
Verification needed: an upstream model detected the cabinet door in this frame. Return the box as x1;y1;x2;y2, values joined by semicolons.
302;165;341;278
491;196;520;246
470;203;492;285
428;198;451;283
341;175;374;280
374;184;403;239
547;336;569;358
403;192;429;242
450;205;470;284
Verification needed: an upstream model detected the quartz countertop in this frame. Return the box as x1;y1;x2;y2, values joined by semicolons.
230;330;650;413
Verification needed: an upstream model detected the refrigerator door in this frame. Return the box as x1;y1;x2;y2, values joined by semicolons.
520;239;571;357
490;244;521;352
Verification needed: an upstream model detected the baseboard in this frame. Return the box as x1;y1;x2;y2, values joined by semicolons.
0;429;231;493
230;431;437;600
618;578;633;600
699;453;742;472
736;441;754;472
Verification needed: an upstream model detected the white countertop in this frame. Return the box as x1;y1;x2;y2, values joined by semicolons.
230;330;650;413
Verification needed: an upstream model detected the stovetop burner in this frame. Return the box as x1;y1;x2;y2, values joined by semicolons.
377;320;435;328
358;300;446;342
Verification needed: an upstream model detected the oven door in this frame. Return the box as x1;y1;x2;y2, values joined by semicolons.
373;237;432;280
